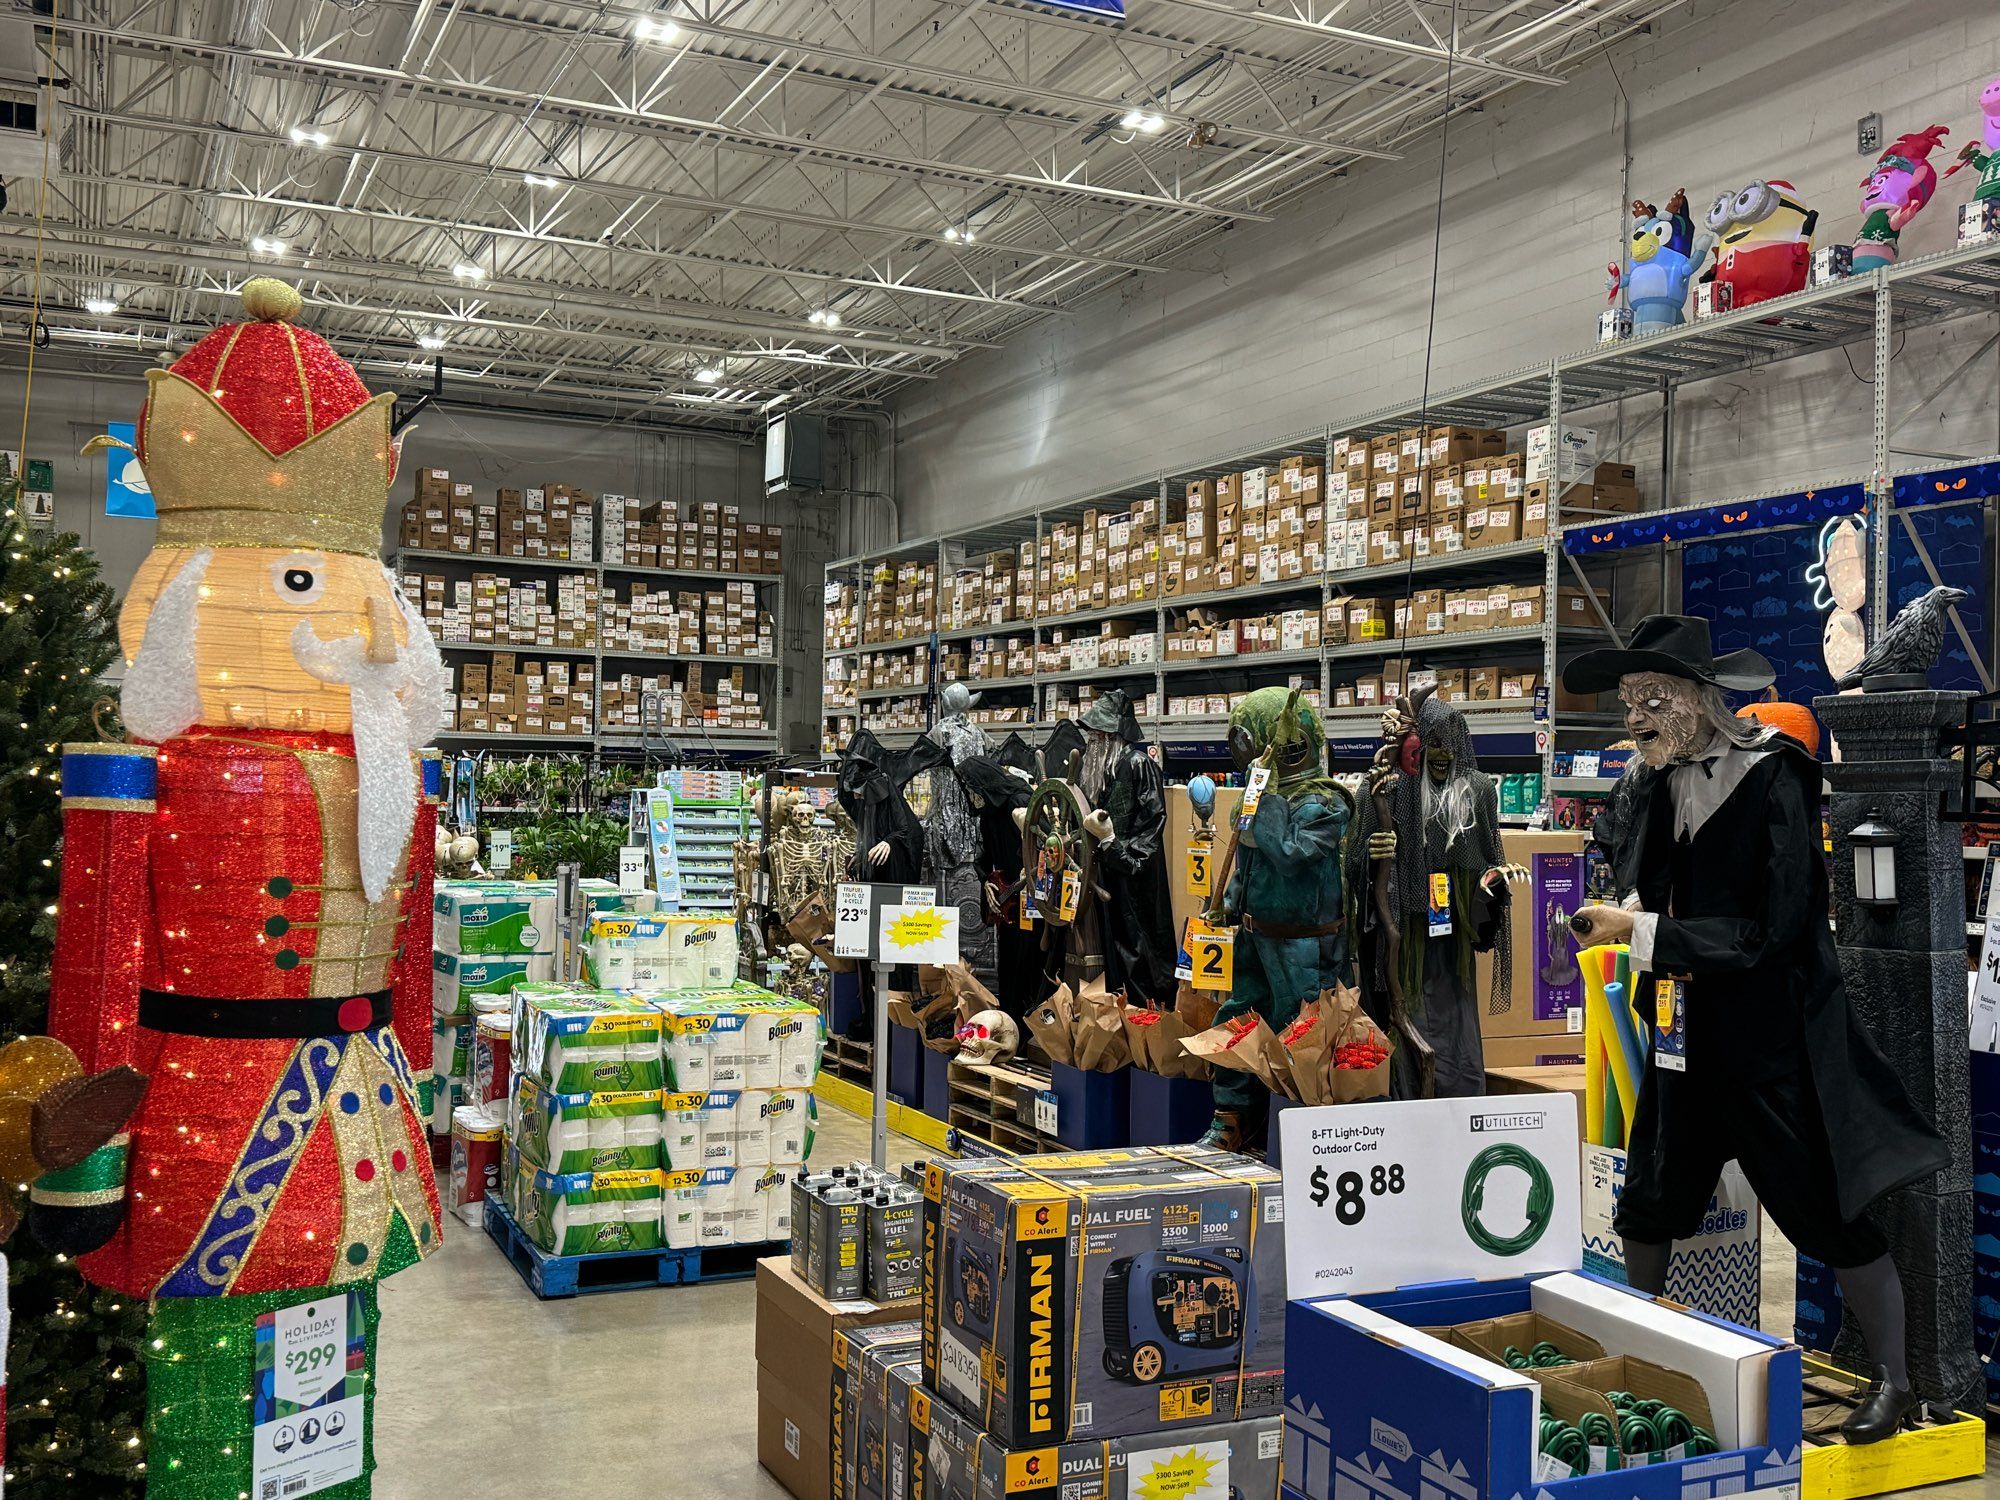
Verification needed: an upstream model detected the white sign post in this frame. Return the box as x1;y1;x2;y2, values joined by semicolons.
835;883;956;1167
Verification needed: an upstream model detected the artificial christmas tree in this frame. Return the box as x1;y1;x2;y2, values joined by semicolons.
0;470;149;1498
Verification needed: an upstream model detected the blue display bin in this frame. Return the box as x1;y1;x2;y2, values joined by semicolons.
921;1044;953;1121
1126;1070;1212;1145
888;1023;921;1106
828;969;863;1039
1049;1061;1130;1148
1265;1095;1303;1167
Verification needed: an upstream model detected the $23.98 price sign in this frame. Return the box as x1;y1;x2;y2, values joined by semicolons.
1307;1160;1406;1225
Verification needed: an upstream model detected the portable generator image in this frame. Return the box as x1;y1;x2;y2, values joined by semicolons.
950;1240;996;1339
1099;1247;1255;1383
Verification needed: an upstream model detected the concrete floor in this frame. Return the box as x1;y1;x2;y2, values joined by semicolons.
376;1110;1998;1499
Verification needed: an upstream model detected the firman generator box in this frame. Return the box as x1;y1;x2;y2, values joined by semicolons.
921;1395;1282;1500
831;1322;923;1500
925;1147;1285;1446
1275;1097;1801;1500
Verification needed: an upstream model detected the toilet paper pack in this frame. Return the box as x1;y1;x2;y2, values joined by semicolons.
448;1101;506;1227
433;951;552;1019
509;1074;664;1175
434;883;557;955
433;1016;475;1079
503;1148;664;1256
514;986;664;1094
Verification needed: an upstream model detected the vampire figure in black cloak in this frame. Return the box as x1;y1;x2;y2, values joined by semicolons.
1567;615;1949;1445
836;727;944;1035
1075;691;1177;1006
954;733;1049;1018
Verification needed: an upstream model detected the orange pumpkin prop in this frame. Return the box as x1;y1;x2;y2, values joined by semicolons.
1738;688;1821;756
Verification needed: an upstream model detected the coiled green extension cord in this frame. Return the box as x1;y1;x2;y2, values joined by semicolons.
1505;1341;1575;1370
1461;1143;1555;1256
1536;1390;1718;1473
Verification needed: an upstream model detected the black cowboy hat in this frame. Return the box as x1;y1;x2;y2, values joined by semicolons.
1562;613;1775;695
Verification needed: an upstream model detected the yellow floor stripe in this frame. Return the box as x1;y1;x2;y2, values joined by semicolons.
812;1072;954;1152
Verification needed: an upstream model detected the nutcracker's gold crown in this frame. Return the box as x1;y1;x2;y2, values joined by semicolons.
138;370;395;558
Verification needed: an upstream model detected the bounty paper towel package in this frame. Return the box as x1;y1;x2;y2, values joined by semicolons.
503;1148;663;1256
509;1075;664;1175
434;882;557;955
514;986;665;1094
584;914;674;991
761;1088;814;1164
662;1091;709;1173
660;916;739;989
433;951;552;1018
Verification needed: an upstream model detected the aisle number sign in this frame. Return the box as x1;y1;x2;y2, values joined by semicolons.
1185;837;1214;899
1186;919;1235;992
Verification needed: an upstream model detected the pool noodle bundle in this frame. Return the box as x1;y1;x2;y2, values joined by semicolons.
1580;944;1647;1148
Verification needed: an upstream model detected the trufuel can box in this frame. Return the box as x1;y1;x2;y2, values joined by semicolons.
927;1149;1287;1446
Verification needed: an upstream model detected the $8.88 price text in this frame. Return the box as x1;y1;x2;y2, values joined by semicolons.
1307;1161;1406;1225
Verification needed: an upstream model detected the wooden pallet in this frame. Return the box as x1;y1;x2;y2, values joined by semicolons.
947;1060;1060;1155
823;1034;875;1087
484;1197;785;1299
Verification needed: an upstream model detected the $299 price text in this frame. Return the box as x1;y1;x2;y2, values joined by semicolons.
1306;1161;1406;1225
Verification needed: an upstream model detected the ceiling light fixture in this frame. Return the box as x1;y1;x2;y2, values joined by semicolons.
83;297;119;316
418;332;447;351
288;126;331;147
522;172;562;188
635;16;682;43
943;225;976;244
694;365;724;384
450;262;486;282
250;236;286;255
1120;109;1166;134
807;308;842;328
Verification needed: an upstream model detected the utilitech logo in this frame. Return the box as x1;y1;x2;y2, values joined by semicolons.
1026;1251;1056;1435
1470;1111;1544;1133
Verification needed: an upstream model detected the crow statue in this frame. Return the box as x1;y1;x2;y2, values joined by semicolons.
1833;584;1970;690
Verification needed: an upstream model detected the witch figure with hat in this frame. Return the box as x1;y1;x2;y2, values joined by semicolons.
1567;615;1947;1444
1075;690;1176;1005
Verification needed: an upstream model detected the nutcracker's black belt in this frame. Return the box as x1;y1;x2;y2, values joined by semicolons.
1240;913;1345;940
139;988;393;1039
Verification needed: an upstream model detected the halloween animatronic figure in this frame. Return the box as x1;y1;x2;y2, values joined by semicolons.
955;736;1045;1018
1198;688;1352;1151
925;682;994;977
767;789;833;920
45;278;447;1498
1608;190;1713;333
1075;691;1175;1005
1703;178;1817;309
836;728;939;1034
1347;690;1524;1098
1854;125;1951;272
1567;616;1947;1445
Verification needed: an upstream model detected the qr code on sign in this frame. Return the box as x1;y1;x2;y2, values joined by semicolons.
260;1484;277;1500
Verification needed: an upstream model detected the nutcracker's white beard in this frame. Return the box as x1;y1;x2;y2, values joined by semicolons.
120;547;213;745
291;591;446;904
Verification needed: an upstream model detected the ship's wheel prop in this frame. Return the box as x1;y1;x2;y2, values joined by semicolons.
1020;748;1099;934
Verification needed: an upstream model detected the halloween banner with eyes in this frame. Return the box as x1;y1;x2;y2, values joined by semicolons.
1619;671;1705;768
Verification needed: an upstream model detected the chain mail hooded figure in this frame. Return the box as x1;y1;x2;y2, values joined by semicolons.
1347;691;1514;1098
928;683;994;978
956;736;1049;1018
1076;691;1176;1005
836;728;942;1033
1200;687;1353;1150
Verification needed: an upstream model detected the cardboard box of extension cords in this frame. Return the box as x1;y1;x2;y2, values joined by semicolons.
1275;1096;1802;1500
922;1146;1286;1447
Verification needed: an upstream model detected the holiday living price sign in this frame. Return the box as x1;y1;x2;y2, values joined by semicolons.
252;1290;368;1497
1275;1097;1581;1298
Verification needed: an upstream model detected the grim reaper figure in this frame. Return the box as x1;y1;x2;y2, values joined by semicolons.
926;681;994;978
1347;689;1523;1097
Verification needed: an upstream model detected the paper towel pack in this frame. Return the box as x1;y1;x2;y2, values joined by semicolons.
514;985;664;1093
503;1148;664;1256
434;950;552;1018
510;1075;665;1175
434;883;557;956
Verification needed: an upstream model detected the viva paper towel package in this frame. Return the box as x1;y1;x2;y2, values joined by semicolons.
510;1074;665;1175
514;985;664;1094
433;950;553;1018
503;1147;665;1256
434;882;557;955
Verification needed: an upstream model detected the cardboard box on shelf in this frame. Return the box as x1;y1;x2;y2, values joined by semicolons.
1464;500;1521;549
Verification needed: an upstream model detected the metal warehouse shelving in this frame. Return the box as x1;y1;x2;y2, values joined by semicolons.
823;242;2000;771
394;546;786;763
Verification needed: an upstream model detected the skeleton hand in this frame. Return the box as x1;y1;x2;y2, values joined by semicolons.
1368;830;1397;861
1083;809;1114;844
1480;862;1530;893
1570;903;1635;946
1368;761;1400;797
867;840;892;868
984;881;1004;917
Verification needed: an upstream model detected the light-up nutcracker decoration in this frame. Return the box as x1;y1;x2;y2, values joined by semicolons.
40;277;447;1498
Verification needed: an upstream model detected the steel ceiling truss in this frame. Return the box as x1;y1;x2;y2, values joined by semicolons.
12;0;1691;421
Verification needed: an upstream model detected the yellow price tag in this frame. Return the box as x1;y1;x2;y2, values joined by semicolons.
1059;869;1080;922
1017;893;1035;930
887;907;946;948
1185;838;1213;899
1186;920;1235;993
1239;765;1272;821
